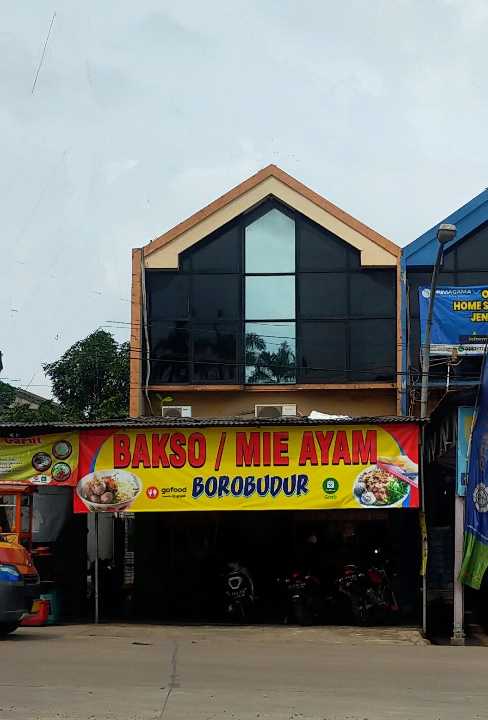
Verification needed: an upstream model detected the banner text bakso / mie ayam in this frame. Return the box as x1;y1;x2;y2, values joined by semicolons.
75;424;419;512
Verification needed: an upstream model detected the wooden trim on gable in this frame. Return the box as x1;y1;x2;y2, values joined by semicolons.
143;164;399;260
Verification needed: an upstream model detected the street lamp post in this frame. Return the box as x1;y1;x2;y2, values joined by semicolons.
419;223;457;419
418;222;456;638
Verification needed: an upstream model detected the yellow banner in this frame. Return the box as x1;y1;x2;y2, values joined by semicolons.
76;424;419;512
0;433;79;486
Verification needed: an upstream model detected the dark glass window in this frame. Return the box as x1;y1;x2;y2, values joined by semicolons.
297;218;352;271
350;319;396;381
298;274;347;319
245;276;295;320
192;325;239;383
146;273;189;320
192;275;240;320
149;321;189;384
245;322;296;384
245;209;295;273
181;224;241;273
146;200;397;386
299;322;347;382
350;271;396;317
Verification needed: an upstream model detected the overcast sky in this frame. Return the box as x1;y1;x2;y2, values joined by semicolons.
1;0;488;397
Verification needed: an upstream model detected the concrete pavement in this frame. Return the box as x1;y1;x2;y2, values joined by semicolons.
1;624;487;720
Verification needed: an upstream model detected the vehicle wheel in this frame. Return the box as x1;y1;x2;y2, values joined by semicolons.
293;603;313;626
0;623;19;636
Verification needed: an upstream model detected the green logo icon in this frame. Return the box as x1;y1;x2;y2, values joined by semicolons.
323;477;339;495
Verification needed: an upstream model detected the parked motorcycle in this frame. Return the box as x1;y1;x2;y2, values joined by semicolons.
223;561;255;622
281;569;324;626
336;550;399;625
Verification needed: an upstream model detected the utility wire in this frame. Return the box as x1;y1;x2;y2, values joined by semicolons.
32;12;56;94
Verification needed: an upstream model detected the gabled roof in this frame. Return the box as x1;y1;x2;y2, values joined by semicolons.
142;164;400;267
404;187;488;266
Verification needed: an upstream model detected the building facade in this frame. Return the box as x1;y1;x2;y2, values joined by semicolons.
130;165;402;420
403;188;488;636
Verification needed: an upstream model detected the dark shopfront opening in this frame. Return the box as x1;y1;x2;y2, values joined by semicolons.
95;509;421;625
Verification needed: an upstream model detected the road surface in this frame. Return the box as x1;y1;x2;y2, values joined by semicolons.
1;624;486;719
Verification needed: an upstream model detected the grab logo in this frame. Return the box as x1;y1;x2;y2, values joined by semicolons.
146;486;159;500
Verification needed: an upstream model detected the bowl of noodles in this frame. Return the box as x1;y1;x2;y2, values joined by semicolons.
77;470;142;512
353;465;410;508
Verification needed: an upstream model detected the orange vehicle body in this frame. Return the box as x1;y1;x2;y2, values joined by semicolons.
0;537;37;579
0;485;40;633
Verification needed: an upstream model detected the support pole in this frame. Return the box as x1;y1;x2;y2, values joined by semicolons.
419;244;444;637
94;513;100;624
451;495;465;644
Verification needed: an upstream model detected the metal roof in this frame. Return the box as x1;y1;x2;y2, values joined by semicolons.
0;415;422;433
403;187;488;266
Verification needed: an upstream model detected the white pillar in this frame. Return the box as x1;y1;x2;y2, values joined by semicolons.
451;494;465;645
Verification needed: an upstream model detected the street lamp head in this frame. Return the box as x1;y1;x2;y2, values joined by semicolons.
437;223;456;245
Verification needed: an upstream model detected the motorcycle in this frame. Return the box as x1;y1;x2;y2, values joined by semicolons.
223;562;255;622
281;570;323;626
336;551;399;625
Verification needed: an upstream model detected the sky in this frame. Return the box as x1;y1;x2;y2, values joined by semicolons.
1;0;488;398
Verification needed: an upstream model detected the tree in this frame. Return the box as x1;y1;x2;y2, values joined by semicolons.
0;381;15;411
43;329;129;420
0;380;63;422
245;333;296;384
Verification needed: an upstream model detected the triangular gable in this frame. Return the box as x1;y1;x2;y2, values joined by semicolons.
404;188;488;266
143;165;399;268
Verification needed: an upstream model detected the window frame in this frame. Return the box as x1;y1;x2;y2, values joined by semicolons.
145;198;397;386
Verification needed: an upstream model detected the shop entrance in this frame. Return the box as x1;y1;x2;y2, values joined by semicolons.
99;510;420;625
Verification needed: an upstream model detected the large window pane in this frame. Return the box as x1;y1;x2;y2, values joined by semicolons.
297;217;358;271
350;319;396;381
298;322;347;382
245;276;295;320
350;270;396;317
192;275;240;320
298;274;347;318
149;321;189;383
245;322;296;384
245;209;295;273
181;224;241;272
192;324;239;383
146;272;189;320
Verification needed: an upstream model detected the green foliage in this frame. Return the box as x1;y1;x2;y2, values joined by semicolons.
0;381;15;411
0;399;64;423
43;329;129;420
0;330;129;423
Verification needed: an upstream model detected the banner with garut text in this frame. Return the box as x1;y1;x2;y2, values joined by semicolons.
0;433;79;486
75;424;419;513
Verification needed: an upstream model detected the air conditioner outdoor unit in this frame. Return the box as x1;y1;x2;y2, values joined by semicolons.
161;406;192;418
254;404;297;419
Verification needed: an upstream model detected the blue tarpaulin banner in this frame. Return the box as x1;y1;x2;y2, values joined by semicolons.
460;353;488;589
419;285;488;356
